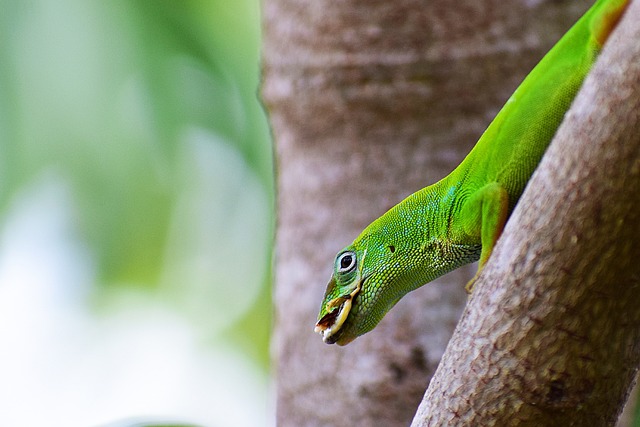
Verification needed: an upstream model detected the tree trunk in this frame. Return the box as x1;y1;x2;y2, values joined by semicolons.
412;2;640;425
262;0;592;425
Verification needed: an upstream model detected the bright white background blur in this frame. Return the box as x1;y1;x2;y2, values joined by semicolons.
0;1;273;426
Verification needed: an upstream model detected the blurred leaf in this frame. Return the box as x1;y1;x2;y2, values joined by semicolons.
0;0;272;366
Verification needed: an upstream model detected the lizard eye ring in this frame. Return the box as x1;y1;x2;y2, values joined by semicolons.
336;251;356;273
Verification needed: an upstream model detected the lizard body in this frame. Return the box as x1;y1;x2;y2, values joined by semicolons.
315;0;629;345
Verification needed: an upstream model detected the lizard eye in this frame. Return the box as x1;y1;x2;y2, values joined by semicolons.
336;251;356;273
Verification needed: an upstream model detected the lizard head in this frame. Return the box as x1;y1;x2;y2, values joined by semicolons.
314;245;365;346
314;189;479;345
315;226;419;345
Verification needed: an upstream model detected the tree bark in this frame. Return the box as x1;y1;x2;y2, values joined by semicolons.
412;2;640;425
262;0;592;425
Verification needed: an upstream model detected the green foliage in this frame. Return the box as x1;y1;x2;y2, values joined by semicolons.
0;0;272;366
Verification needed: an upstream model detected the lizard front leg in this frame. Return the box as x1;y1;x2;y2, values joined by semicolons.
459;182;510;293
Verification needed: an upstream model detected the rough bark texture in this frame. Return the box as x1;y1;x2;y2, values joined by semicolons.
262;0;591;425
413;2;640;425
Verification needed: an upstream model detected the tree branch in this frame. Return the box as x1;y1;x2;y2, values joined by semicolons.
412;2;640;425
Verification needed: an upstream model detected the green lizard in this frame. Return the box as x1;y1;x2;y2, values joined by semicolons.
315;0;629;345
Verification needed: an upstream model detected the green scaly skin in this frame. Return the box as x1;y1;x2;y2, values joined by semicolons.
315;0;629;345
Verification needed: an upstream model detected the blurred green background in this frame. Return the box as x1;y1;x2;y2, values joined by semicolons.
0;0;273;426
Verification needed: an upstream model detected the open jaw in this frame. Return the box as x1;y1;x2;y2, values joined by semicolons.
314;296;352;344
314;280;363;344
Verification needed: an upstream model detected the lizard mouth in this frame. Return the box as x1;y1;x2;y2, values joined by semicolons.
314;279;363;344
314;295;351;344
